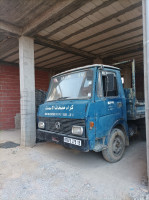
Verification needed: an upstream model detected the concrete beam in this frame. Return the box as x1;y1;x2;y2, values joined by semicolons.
19;36;36;147
34;35;96;59
52;58;92;72
93;57;103;64
142;0;149;185
60;1;142;43
23;0;90;36
0;20;22;36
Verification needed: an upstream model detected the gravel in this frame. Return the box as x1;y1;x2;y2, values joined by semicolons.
0;130;148;200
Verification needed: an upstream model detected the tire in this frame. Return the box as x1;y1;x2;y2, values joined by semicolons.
102;128;125;163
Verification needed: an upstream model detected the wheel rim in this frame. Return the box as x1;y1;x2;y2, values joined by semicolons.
112;135;124;157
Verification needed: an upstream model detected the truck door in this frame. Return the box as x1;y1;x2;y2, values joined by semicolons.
95;70;123;138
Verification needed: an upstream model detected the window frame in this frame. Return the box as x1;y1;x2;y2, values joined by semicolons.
46;68;94;102
97;69;119;98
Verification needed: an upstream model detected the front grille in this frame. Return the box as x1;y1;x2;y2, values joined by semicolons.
38;117;85;136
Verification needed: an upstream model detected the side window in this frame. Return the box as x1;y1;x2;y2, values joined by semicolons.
102;71;118;97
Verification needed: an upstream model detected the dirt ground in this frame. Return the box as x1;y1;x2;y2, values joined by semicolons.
0;129;148;200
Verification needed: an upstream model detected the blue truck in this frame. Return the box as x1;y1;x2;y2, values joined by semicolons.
37;60;145;162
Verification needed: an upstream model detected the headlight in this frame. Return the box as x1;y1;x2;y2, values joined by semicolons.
72;126;83;136
38;121;45;129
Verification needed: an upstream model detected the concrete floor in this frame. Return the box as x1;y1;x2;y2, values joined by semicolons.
0;129;148;200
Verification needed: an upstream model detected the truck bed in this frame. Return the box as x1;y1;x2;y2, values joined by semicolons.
124;88;145;120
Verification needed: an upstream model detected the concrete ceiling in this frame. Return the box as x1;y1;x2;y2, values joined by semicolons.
0;0;143;72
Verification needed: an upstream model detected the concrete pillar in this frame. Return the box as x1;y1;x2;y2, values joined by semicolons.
142;0;149;183
93;57;103;64
19;36;36;147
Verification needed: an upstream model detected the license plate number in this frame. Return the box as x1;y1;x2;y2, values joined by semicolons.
64;137;81;146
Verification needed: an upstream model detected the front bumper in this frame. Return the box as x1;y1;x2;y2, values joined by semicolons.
37;129;89;152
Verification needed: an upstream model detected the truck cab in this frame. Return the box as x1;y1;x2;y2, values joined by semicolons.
37;63;145;163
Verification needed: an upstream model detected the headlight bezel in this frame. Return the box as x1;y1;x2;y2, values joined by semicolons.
38;121;45;129
72;125;83;136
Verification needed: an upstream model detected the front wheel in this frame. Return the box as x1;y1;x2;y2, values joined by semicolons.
102;128;125;163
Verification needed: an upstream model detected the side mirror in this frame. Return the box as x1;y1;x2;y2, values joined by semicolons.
107;73;114;92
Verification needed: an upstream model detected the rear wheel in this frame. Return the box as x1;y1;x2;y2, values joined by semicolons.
102;128;125;163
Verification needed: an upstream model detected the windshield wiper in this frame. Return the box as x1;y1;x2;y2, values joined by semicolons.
57;97;70;100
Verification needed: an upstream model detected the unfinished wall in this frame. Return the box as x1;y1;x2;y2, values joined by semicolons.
0;64;52;130
136;71;144;100
120;66;144;100
120;67;132;89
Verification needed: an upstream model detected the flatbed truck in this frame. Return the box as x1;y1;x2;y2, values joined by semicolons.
37;60;145;162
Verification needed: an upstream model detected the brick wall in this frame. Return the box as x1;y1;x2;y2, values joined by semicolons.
0;65;20;130
0;64;51;130
35;70;50;91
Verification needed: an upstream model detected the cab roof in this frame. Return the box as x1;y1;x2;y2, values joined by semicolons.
53;64;120;77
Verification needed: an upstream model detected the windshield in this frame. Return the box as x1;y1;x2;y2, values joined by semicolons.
46;69;94;101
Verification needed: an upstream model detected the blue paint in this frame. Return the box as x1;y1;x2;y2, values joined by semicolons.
124;88;145;120
37;100;89;119
37;64;145;152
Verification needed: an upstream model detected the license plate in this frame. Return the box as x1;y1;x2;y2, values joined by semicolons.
64;137;81;146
